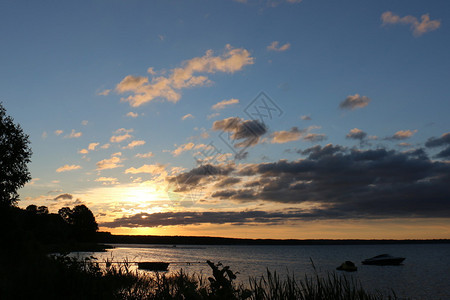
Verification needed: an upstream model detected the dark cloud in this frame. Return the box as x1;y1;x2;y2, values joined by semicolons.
167;163;234;192
346;128;367;140
213;117;267;148
303;133;327;142
436;146;450;158
53;193;73;201
215;177;241;188
212;145;450;218
425;132;450;147
101;210;341;228
339;94;371;110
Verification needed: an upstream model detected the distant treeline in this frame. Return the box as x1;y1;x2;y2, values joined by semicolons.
98;234;450;246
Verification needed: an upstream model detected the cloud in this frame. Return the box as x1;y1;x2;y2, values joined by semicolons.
98;89;111;96
101;143;111;149
303;133;326;142
381;11;441;37
271;126;325;144
212;98;239;110
41;131;48;139
208;145;450;219
181;114;194;120
123;140;146;149
339;94;371;110
110;130;133;143
56;164;82;173
172;142;195;156
96;152;123;170
88;142;100;151
301;115;311;121
95;177;119;185
101;210;315;228
387;130;417;140
126;112;139;118
64;129;82;139
267;41;291;52
125;163;166;174
54;130;63;136
54;193;73;201
346;128;367;140
135;152;154;158
78;149;89;154
425;132;450;148
425;132;450;159
167;163;235;192
114;45;254;107
271;127;304;144
81;120;88;126
213;117;267;148
207;113;220;119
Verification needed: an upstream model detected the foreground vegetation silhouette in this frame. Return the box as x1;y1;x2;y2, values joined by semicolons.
0;102;401;299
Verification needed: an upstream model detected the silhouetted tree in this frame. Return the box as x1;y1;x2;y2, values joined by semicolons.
37;206;49;215
0;102;32;207
26;204;38;214
58;205;98;241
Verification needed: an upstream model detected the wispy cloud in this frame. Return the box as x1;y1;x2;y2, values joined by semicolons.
95;177;119;185
346;128;367;140
135;152;154;158
126;112;139;118
64;129;82;139
212;98;239;110
172;142;195;156
381;11;441;37
181;114;194;120
387;130;417;140
267;41;291;52
114;45;254;107
271;127;303;143
339;94;371;110
54;130;63;136
123;140;146;149
56;164;82;173
125;163;166;174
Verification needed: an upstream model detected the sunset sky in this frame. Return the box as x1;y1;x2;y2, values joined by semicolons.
2;0;450;239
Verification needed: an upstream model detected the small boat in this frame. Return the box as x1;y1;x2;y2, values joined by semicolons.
336;261;357;272
138;262;170;271
362;254;405;265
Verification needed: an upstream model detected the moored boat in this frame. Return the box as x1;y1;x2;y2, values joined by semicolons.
362;254;405;265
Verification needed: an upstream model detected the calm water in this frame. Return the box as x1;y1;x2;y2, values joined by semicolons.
71;243;450;300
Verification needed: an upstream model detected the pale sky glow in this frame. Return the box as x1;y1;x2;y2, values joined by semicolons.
2;0;450;239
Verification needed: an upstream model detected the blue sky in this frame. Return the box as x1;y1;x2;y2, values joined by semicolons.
2;0;449;238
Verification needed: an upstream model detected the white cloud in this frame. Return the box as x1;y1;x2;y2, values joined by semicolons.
212;98;239;110
114;45;254;107
88;142;100;151
123;140;146;149
381;11;441;37
78;149;89;154
301;115;311;121
125;164;166;174
54;130;63;136
267;41;291;52
56;164;82;173
182;114;194;120
110;129;133;143
271;127;303;143
96;152;123;170
101;143;111;149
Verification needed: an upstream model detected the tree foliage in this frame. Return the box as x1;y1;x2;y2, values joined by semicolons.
0;102;32;207
58;205;98;241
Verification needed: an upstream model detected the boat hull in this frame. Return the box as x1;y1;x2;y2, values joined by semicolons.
138;262;170;271
362;258;405;265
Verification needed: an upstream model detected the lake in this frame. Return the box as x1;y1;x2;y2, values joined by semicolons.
70;243;450;300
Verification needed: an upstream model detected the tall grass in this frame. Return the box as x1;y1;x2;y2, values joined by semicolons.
1;253;402;299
